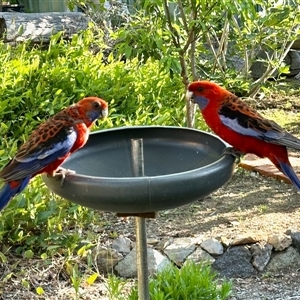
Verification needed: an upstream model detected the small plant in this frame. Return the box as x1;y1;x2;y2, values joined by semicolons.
257;204;269;214
106;261;232;300
106;274;128;300
65;260;82;298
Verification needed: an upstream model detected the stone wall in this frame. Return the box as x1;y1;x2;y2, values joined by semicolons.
91;229;300;279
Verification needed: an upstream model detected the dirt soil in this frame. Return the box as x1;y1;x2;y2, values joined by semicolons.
1;83;300;299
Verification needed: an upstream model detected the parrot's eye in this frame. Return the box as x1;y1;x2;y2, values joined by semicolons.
197;86;204;92
92;102;100;108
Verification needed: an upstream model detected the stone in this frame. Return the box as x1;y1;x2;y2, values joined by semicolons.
212;246;257;278
229;220;240;227
111;237;132;255
218;236;231;248
250;49;300;79
114;247;171;278
190;234;205;245
265;246;300;273
250;242;273;272
284;50;300;76
250;49;278;79
93;246;123;273
267;234;292;251
185;248;215;265
231;233;266;246
147;237;159;245
164;237;196;266
286;229;300;252
0;12;89;43
200;238;224;255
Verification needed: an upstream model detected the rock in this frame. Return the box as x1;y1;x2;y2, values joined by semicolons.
93;246;123;273
0;12;89;43
147;237;159;245
250;49;277;79
190;234;205;245
185;248;215;265
111;237;132;255
200;238;224;255
231;233;266;246
218;236;231;248
212;246;257;278
250;242;273;272
229;220;240;227
250;49;300;79
164;237;196;266
267;234;292;251
114;248;171;278
284;50;300;76
286;229;300;252
265;246;300;273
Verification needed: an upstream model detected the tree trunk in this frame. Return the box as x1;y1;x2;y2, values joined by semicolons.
0;12;89;43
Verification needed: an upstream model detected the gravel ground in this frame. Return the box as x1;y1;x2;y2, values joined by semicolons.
1;166;300;299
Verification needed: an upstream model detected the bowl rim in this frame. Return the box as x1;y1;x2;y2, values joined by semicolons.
53;125;234;182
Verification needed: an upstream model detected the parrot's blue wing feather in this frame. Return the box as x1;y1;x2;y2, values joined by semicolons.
0;176;31;210
0;130;77;181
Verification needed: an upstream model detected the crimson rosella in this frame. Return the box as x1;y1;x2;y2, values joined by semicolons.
0;97;108;211
186;80;300;191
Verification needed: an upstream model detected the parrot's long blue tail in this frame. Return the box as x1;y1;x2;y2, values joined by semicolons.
0;177;31;211
277;159;300;191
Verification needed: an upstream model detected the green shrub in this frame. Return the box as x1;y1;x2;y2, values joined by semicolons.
107;261;232;300
0;28;193;255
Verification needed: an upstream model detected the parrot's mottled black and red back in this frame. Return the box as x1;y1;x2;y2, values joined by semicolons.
187;80;300;191
0;112;77;181
0;97;108;210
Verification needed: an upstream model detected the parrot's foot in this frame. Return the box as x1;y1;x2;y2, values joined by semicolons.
222;147;243;164
50;168;76;187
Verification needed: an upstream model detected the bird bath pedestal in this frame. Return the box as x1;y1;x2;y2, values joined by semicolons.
42;126;236;299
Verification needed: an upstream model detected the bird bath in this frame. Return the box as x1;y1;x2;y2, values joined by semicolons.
42;126;236;299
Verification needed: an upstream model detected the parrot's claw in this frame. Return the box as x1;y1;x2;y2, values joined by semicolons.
51;167;76;187
222;147;243;164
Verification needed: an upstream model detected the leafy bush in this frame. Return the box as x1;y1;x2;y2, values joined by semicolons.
113;0;300;97
0;28;190;255
107;261;232;300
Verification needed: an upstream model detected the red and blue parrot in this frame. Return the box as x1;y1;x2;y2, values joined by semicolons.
0;97;108;211
186;80;300;191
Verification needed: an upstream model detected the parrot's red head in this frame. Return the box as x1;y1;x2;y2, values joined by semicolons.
186;81;230;111
75;97;109;126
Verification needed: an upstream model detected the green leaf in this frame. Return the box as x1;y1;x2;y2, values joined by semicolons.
24;249;34;259
0;251;7;263
40;253;48;260
21;279;30;289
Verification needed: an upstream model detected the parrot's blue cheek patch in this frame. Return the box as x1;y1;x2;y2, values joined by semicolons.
194;95;209;110
87;110;101;122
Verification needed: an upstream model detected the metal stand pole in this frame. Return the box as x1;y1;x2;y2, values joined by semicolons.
131;139;150;300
